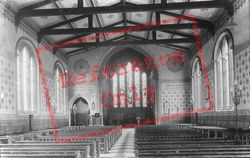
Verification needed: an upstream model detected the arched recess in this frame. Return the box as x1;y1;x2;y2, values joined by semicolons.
69;96;90;126
98;46;159;126
213;30;234;111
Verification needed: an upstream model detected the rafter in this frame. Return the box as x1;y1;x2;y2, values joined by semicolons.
89;0;107;42
78;0;83;8
60;38;195;48
122;0;128;39
127;34;189;51
39;22;209;37
17;1;232;18
15;0;60;25
147;0;155;40
53;21;124;48
40;15;89;32
64;33;190;57
65;35;125;56
19;0;59;11
159;11;215;34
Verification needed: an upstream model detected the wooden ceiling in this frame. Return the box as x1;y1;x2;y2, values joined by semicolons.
10;0;233;57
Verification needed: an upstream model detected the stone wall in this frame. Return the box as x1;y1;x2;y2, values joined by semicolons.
190;0;250;130
0;2;69;135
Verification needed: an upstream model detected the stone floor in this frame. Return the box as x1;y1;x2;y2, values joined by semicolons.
100;128;136;158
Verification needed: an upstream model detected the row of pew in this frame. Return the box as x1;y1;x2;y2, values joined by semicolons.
0;125;122;158
135;124;250;157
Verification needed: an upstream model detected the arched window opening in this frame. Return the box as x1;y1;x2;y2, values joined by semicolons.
112;73;118;108
102;48;156;126
214;31;234;111
119;68;126;107
134;67;141;107
192;58;202;109
110;62;149;108
142;73;147;107
54;62;66;114
17;39;39;113
126;63;133;107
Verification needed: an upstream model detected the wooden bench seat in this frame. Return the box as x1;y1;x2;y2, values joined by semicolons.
135;139;236;145
191;125;227;138
138;151;250;158
11;141;98;158
135;134;206;140
136;144;250;150
0;144;89;158
137;145;250;153
135;125;250;157
0;153;77;158
36;136;108;154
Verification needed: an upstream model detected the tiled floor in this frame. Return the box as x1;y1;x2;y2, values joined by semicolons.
101;128;136;158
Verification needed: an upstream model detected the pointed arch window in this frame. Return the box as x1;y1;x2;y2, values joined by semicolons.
142;73;147;107
112;73;118;108
119;68;126;107
134;67;141;107
17;39;39;113
54;62;66;114
214;31;234;111
192;58;202;109
126;63;133;107
111;62;148;108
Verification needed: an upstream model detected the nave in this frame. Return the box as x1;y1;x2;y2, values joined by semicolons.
1;0;250;157
1;124;250;158
101;128;135;158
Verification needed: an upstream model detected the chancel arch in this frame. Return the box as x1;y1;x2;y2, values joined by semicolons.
98;47;159;126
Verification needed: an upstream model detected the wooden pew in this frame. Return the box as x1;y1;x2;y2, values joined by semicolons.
36;136;107;154
8;125;122;155
0;144;90;158
191;125;227;138
135;125;250;157
12;141;98;158
2;126;122;157
36;126;122;153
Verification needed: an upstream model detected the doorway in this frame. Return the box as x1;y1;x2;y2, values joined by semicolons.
71;97;90;126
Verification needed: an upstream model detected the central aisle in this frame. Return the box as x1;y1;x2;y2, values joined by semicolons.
101;128;136;158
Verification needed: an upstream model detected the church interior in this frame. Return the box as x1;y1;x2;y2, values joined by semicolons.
0;0;250;157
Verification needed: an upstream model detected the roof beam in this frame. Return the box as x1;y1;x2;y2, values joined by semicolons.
39;23;209;36
53;21;124;48
159;11;215;34
17;1;232;18
161;30;194;39
15;0;59;25
127;34;189;51
40;15;89;31
60;38;195;48
78;0;83;8
65;34;190;57
19;0;59;11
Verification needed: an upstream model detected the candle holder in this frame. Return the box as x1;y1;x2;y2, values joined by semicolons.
231;81;242;134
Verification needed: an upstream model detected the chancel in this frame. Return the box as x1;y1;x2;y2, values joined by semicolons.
0;0;250;157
